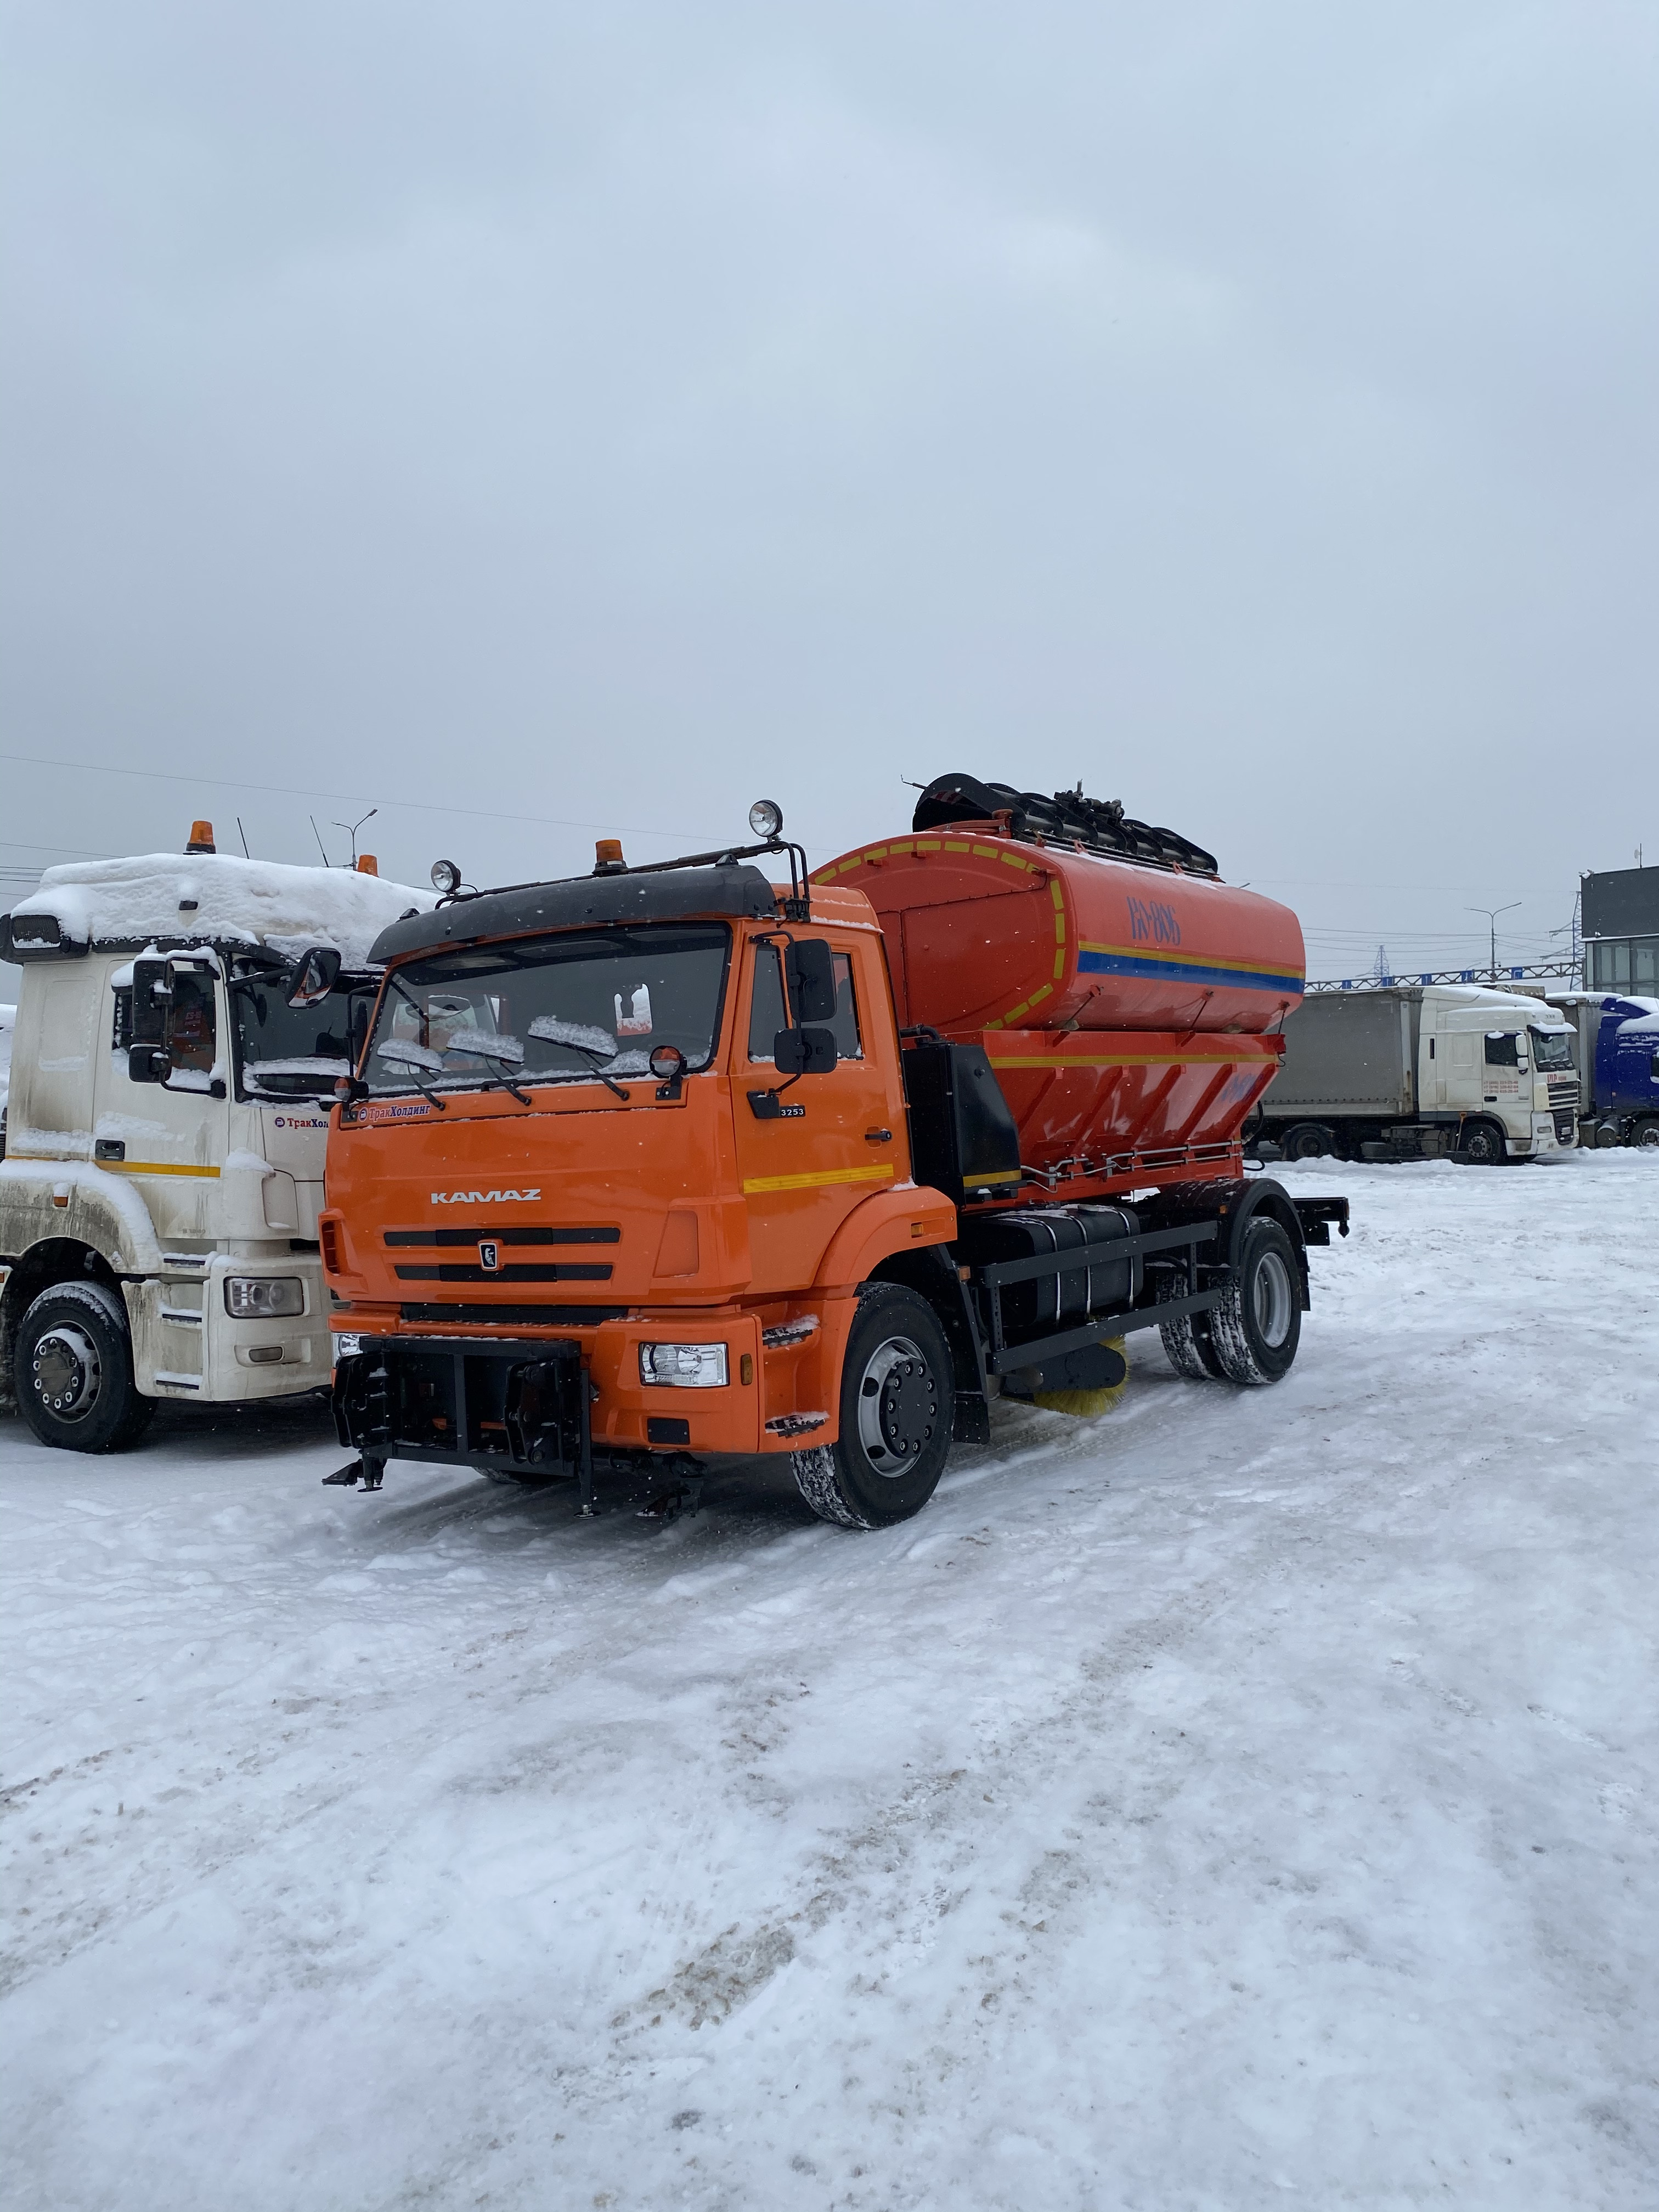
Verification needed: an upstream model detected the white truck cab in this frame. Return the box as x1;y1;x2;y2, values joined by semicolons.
1262;983;1578;1163
0;828;428;1451
1416;985;1579;1159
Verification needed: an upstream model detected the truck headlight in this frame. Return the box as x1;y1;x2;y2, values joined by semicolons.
331;1330;365;1359
639;1342;729;1389
225;1276;304;1319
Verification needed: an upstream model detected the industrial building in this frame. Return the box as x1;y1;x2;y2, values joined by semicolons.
1582;864;1659;994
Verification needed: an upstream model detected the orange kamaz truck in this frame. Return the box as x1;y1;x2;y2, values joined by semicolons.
321;778;1347;1526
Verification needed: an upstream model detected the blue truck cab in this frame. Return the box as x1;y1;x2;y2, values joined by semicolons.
1547;994;1659;1149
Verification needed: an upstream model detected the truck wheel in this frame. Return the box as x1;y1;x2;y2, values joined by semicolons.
1207;1221;1301;1387
1459;1119;1507;1166
791;1285;953;1530
18;1282;155;1454
1282;1122;1331;1161
1633;1119;1659;1151
1159;1307;1227;1381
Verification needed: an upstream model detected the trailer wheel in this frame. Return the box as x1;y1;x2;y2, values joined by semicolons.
1207;1221;1301;1387
1281;1122;1333;1161
1459;1119;1508;1166
18;1282;155;1454
1159;1307;1227;1381
791;1285;953;1530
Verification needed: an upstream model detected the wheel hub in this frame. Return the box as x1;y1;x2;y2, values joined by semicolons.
31;1323;103;1420
856;1334;939;1474
1251;1249;1294;1350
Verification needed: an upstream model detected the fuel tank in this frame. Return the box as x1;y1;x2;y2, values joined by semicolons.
815;822;1304;1036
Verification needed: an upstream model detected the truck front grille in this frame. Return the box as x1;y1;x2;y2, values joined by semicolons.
393;1262;613;1284
399;1303;627;1325
383;1225;620;1247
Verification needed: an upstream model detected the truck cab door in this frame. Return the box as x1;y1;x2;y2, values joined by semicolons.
1421;1021;1444;1107
99;962;230;1240
731;935;901;1294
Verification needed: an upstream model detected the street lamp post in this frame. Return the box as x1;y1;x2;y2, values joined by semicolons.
1466;901;1521;984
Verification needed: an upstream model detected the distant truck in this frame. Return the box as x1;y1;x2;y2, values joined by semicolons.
1541;992;1659;1149
0;825;428;1451
1255;984;1578;1165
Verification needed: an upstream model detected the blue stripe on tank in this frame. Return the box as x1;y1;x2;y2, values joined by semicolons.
1076;948;1305;995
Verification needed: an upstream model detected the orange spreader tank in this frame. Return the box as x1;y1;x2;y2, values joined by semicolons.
816;776;1306;1195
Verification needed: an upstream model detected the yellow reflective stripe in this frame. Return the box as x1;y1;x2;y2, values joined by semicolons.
110;1160;222;1177
741;1161;896;1195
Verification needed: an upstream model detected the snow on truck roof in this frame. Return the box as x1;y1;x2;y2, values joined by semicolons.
5;851;433;967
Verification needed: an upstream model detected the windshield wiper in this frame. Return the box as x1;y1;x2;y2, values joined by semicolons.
458;1040;533;1107
554;1042;630;1103
526;1016;632;1101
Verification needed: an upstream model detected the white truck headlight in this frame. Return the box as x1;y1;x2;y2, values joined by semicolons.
225;1276;304;1319
639;1342;729;1389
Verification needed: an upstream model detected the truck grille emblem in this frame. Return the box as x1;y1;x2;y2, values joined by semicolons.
478;1240;500;1272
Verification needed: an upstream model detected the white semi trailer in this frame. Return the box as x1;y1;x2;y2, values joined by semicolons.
0;827;429;1451
1256;983;1579;1164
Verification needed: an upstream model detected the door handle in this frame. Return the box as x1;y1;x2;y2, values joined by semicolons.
865;1128;893;1143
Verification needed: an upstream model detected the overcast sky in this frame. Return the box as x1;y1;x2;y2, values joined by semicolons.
3;0;1655;1001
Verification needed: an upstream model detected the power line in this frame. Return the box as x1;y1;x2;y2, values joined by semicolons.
0;751;724;849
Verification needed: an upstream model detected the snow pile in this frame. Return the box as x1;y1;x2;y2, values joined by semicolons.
9;854;433;966
2;1154;1656;2209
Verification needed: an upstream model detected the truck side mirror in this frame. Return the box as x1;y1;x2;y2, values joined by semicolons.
774;1025;838;1076
784;939;838;1024
287;946;342;1008
131;958;170;1047
128;1043;171;1085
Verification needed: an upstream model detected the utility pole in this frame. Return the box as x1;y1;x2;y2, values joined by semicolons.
1466;901;1521;984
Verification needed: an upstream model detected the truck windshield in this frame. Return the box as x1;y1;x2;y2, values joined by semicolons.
362;924;730;1098
1528;1028;1573;1072
230;974;375;1101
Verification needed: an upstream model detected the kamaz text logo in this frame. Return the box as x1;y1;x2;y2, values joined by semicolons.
430;1188;541;1204
1126;895;1181;947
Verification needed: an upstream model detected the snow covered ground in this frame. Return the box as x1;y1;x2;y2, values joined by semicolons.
3;1154;1656;2211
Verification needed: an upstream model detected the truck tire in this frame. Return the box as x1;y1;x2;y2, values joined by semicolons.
1459;1119;1507;1166
18;1282;155;1454
1633;1118;1659;1151
1206;1221;1301;1387
1159;1306;1227;1381
1281;1122;1333;1161
791;1285;953;1530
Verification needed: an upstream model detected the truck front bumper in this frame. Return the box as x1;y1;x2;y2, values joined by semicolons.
329;1308;833;1478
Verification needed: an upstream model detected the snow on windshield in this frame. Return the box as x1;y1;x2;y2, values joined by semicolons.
231;973;374;1100
364;926;729;1097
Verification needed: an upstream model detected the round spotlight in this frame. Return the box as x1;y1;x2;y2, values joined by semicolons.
748;798;784;842
430;859;461;895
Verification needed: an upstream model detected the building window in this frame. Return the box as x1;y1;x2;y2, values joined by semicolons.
1591;939;1659;992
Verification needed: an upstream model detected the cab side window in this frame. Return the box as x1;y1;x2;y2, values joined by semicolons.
747;945;863;1063
1483;1032;1520;1068
826;953;861;1059
748;945;789;1061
